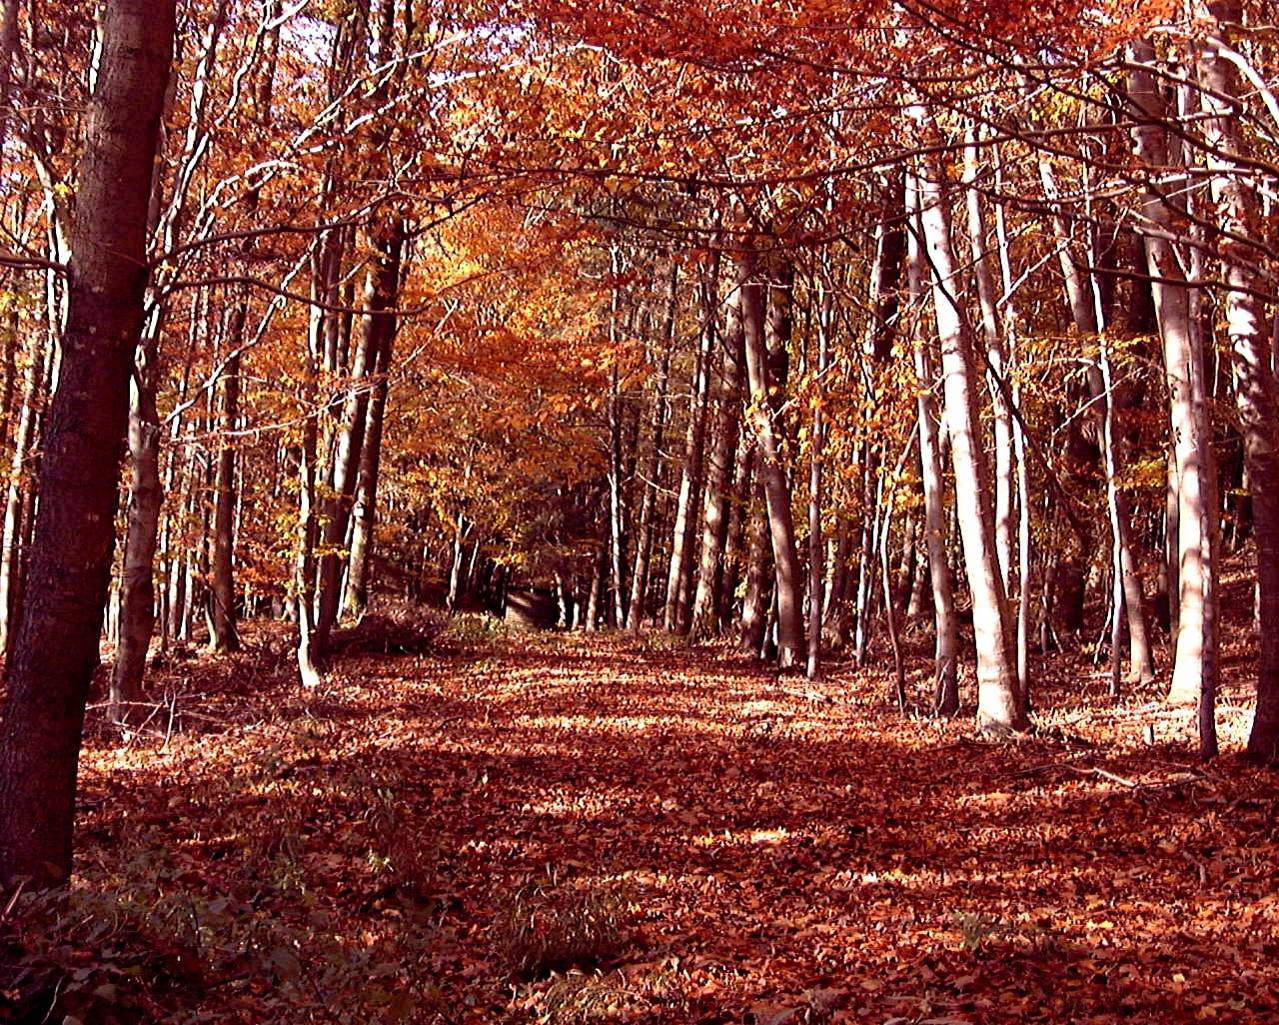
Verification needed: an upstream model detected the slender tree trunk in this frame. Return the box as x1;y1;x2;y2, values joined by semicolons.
963;127;1014;590
739;247;803;668
909;122;1025;731
628;266;676;629
316;225;400;645
1129;42;1216;708
296;409;322;688
807;273;831;679
1195;2;1279;759
853;466;883;668
739;471;771;654
110;353;163;722
722;432;755;623
1040;156;1154;686
209;336;242;651
0;0;175;887
0;329;43;655
584;542;606;632
823;520;852;645
664;260;715;632
346;336;391;617
690;280;744;638
344;223;401;617
881;435;916;710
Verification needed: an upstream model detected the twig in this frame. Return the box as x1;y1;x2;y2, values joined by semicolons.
1013;760;1206;791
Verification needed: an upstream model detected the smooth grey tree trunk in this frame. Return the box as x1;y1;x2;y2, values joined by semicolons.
664;260;715;632
110;351;163;722
627;266;676;629
1196;1;1279;759
909;123;1025;731
738;248;804;669
209;347;241;651
962;129;1014;591
1129;42;1216;709
690;278;744;638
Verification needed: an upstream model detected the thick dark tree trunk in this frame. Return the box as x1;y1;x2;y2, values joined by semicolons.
0;0;175;888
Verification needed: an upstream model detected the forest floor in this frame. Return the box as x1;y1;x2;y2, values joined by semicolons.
6;613;1279;1025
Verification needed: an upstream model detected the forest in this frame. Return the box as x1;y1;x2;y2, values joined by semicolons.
1;0;1279;1022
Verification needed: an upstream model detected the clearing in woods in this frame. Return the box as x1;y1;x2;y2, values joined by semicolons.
57;625;1279;1024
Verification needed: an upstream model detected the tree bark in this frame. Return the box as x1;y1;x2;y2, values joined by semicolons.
738;470;771;654
807;271;831;679
1128;42;1217;708
628;265;676;629
0;329;43;656
909;122;1025;731
739;247;803;668
110;351;163;722
208;345;241;652
689;276;744;638
0;0;175;888
963;128;1014;591
1195;2;1279;759
316;223;400;644
345;324;392;618
664;258;715;632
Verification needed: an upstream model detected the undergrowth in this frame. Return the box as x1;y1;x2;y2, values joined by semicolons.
495;874;632;980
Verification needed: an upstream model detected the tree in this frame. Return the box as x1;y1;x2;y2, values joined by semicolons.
909;113;1026;733
0;0;176;887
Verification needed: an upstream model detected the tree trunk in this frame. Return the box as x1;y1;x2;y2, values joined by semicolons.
909;124;1025;731
738;247;803;668
344;225;401;617
295;410;322;688
739;470;771;654
807;272;831;679
1196;1;1279;759
1128;42;1217;708
1039;156;1154;686
628;265;676;630
0;0;175;888
963;127;1014;591
689;279;744;638
664;260;715;632
316;224;400;646
110;357;163;722
853;465;883;668
209;340;242;651
0;328;43;656
822;520;852;645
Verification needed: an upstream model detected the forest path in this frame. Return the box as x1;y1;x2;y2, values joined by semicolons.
74;630;1279;1024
